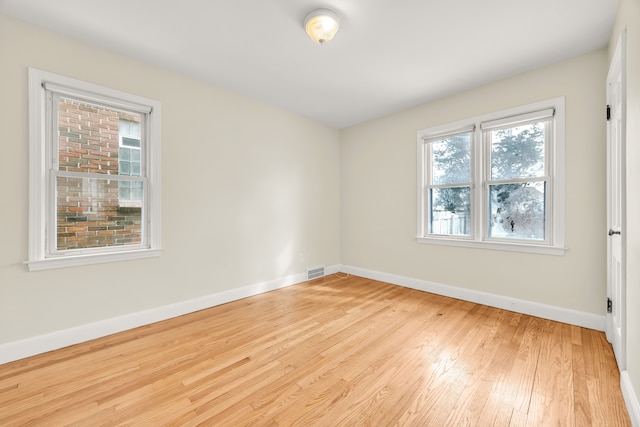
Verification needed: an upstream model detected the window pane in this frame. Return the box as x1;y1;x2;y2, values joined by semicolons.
489;182;545;240
119;147;130;161
490;122;545;180
57;97;142;175
120;161;131;175
119;183;131;200
56;176;143;250
429;187;471;236
119;120;141;139
132;182;144;201
430;133;471;185
122;137;141;148
118;180;143;203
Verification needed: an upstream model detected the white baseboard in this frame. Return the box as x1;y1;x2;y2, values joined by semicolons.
0;263;605;365
622;371;640;427
0;264;340;365
341;265;606;331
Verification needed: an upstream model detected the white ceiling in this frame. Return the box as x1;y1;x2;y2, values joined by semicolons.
0;0;619;128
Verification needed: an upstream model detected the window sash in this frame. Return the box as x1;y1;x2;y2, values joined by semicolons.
427;186;472;238
485;120;550;182
50;93;148;176
43;82;153;114
48;173;150;257
46;91;150;257
424;129;474;238
482;119;552;244
485;181;547;242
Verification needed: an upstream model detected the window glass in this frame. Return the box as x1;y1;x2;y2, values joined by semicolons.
430;187;471;236
122;137;141;148
489;182;545;240
490;123;545;181
431;134;471;185
118;119;142;203
56;177;144;250
487;120;548;242
426;132;472;237
54;99;145;252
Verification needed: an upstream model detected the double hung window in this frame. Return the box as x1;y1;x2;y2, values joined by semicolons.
417;98;565;255
27;69;162;271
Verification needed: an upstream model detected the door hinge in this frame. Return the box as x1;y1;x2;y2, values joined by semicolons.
607;297;613;314
607;105;611;121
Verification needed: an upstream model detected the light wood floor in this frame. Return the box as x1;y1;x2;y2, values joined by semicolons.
0;274;631;426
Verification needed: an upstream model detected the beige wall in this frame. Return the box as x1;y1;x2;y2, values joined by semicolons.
0;14;341;344
610;0;640;410
341;49;608;314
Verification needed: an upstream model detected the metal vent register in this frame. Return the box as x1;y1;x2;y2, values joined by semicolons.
306;266;325;280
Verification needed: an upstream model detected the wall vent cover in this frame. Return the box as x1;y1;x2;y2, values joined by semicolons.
307;266;325;281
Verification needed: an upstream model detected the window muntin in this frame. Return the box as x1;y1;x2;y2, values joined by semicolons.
417;98;564;255
27;68;162;271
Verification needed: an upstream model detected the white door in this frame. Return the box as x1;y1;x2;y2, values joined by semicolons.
606;30;626;370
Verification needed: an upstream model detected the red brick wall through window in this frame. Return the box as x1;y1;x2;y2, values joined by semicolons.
56;98;143;251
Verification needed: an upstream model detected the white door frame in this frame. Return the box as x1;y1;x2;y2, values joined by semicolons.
606;29;627;371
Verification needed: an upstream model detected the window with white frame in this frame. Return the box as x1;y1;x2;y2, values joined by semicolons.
417;98;565;255
26;68;162;271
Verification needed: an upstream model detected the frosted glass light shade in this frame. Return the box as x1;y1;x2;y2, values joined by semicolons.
304;9;339;45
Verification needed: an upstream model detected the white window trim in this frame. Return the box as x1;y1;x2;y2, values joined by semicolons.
416;97;565;256
26;68;162;271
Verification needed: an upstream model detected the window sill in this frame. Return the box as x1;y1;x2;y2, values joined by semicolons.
416;237;565;256
25;248;162;271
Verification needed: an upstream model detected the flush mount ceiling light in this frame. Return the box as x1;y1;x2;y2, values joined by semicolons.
304;8;339;45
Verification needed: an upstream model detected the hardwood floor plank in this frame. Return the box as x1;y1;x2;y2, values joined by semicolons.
0;274;630;426
473;312;524;426
572;324;593;426
443;309;521;426
582;328;629;426
523;322;575;426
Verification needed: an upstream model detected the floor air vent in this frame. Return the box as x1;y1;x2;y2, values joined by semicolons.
307;266;325;281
